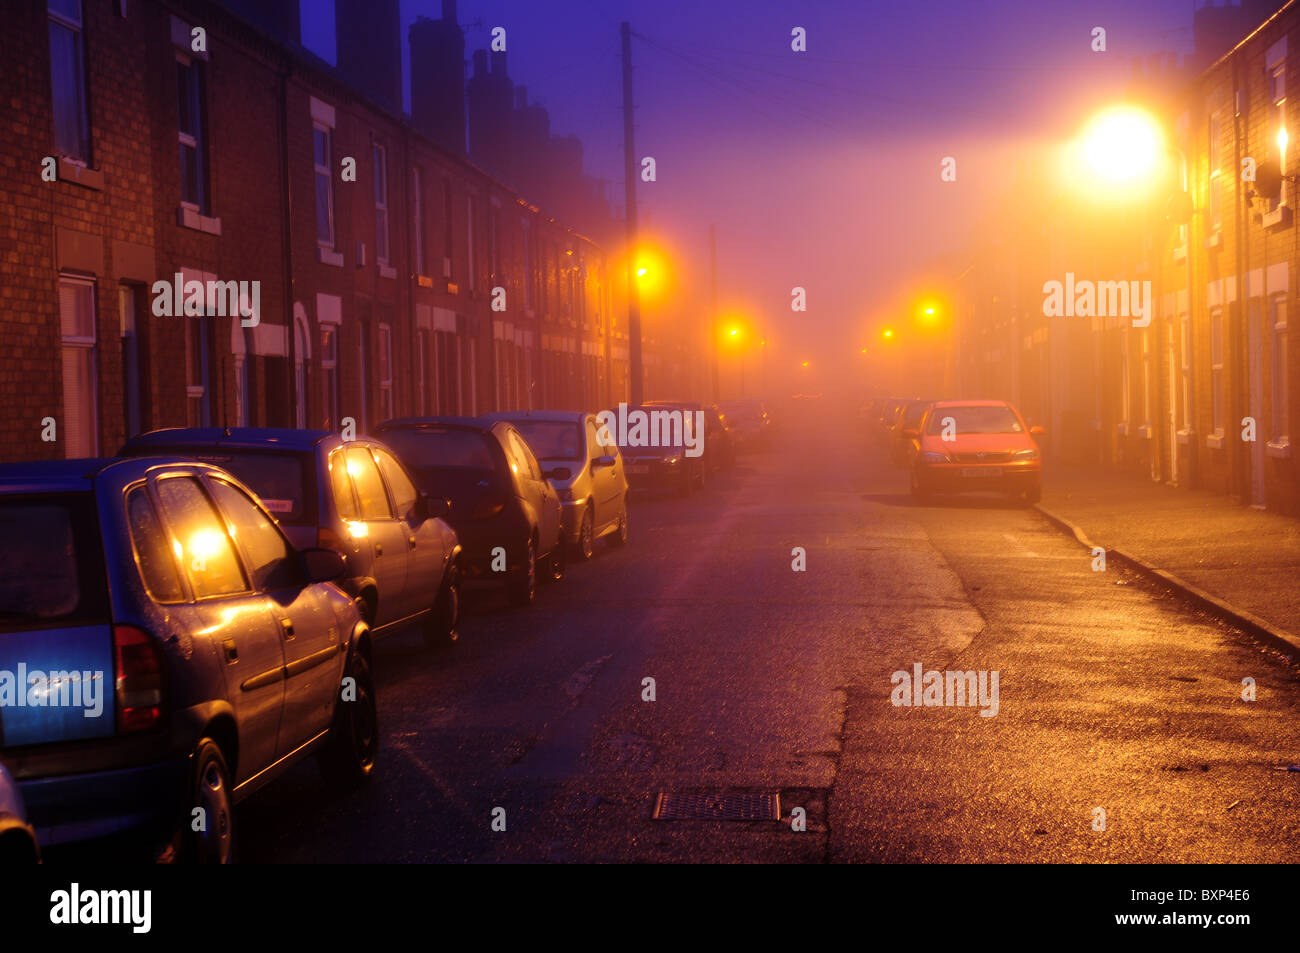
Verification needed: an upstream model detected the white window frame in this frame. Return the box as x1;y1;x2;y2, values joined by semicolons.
377;322;393;422
373;143;389;265
314;122;335;248
59;274;98;457
49;0;90;164
1271;295;1290;444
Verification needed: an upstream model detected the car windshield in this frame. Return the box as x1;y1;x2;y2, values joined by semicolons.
183;451;310;523
925;405;1023;435
510;421;583;461
0;495;109;631
379;428;498;471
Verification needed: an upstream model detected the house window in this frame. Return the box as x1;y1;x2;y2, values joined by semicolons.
373;144;389;264
377;322;393;422
176;56;209;214
294;314;311;429
413;167;426;275
522;220;534;310
314;124;334;246
48;0;90;163
320;325;339;430
1272;297;1289;443
442;178;454;268
185;313;212;427
466;195;476;291
1180;314;1193;433
1211;308;1225;436
357;323;369;431
416;328;430;414
235;327;252;427
119;285;142;438
59;276;97;458
1207;110;1223;233
1273;63;1289;205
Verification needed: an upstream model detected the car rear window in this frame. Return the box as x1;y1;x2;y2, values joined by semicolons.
0;495;109;632
169;450;312;523
378;428;498;471
510;421;583;461
926;405;1024;435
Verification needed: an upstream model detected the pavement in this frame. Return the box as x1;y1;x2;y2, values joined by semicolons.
1037;466;1300;660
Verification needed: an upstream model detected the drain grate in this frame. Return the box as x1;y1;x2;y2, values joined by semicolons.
652;792;781;821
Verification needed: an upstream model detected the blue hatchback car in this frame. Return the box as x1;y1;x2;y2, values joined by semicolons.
0;458;376;861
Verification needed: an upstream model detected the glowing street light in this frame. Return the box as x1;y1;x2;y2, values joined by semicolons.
1073;104;1166;197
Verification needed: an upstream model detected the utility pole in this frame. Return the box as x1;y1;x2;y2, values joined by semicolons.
709;223;719;402
621;22;643;406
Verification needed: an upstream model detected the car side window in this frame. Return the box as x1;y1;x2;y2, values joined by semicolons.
208;479;297;591
346;446;393;520
373;447;417;521
328;450;360;521
155;477;248;598
126;487;186;603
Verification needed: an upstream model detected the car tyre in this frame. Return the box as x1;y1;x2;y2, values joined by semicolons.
180;739;234;864
424;561;460;646
574;508;595;561
508;538;537;606
320;647;378;788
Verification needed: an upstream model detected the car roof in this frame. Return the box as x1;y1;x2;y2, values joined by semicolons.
928;400;1014;408
122;427;334;452
377;416;500;433
481;410;589;424
0;456;237;494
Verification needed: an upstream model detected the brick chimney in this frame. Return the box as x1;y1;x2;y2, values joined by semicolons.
411;0;467;153
335;0;402;112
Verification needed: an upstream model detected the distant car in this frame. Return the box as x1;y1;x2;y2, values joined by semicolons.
642;400;737;471
121;428;462;646
890;399;935;466
374;418;565;605
482;411;629;561
0;457;375;862
908;400;1044;505
717;399;772;450
0;764;39;863
614;404;707;495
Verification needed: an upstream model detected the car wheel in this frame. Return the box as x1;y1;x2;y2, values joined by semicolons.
180;739;234;864
909;471;932;505
574;508;595;561
508;538;536;606
424;561;460;646
542;534;566;583
608;503;628;548
320;648;378;787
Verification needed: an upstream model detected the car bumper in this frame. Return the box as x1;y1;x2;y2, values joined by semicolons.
623;460;690;491
20;757;187;847
915;462;1041;492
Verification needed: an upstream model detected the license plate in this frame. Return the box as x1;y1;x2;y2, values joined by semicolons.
961;468;1001;478
627;465;650;475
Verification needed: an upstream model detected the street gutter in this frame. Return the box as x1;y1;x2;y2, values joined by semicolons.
1034;503;1300;663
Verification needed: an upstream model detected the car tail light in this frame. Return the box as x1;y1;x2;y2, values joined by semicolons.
471;499;505;520
113;624;163;733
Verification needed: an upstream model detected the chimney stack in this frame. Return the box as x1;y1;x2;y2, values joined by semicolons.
334;0;402;112
410;4;467;153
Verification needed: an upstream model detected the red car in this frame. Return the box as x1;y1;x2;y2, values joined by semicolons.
906;400;1043;505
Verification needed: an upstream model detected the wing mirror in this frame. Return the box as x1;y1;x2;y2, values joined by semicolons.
300;547;347;583
412;492;450;521
594;455;617;468
1029;425;1046;437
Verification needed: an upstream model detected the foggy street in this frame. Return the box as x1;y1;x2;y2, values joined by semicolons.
208;415;1300;864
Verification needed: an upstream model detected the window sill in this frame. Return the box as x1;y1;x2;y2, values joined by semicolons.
178;206;222;235
379;263;397;280
1206;432;1225;450
446;281;459;295
1266;439;1292;459
1177;429;1193;445
1117;421;1129;436
416;274;434;289
57;158;104;191
1137;423;1152;438
317;246;344;267
1172;244;1187;262
1263;205;1292;230
1204;230;1223;249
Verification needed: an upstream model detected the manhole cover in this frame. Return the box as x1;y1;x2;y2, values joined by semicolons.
652;792;780;821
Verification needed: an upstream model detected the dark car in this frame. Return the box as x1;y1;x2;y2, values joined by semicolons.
374;417;565;606
717;399;772;451
0;457;375;861
890;399;935;466
120;428;462;646
612;404;707;495
642;400;738;472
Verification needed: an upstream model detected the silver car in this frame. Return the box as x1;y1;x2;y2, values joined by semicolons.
483;411;630;560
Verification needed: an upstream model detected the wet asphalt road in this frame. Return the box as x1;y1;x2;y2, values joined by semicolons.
234;413;1300;863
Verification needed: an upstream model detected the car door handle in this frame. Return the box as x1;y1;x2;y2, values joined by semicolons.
280;618;294;640
374;543;384;556
408;535;417;549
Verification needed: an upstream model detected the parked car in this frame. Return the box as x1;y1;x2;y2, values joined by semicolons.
374;417;565;605
0;764;39;863
120;428;462;646
482;411;629;560
907;400;1044;505
890;399;935;466
642;400;738;471
717;399;772;450
0;457;375;862
614;404;707;495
